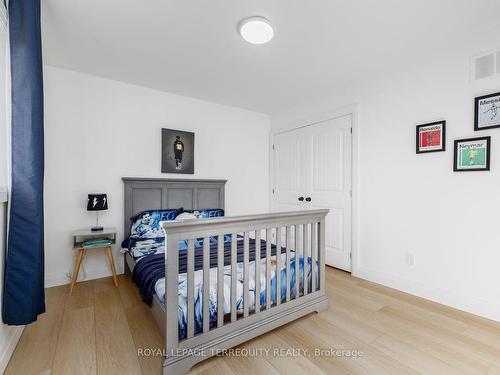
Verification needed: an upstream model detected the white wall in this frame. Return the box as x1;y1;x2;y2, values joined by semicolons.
272;37;500;322
44;66;270;287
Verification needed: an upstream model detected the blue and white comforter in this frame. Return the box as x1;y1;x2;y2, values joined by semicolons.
156;253;316;339
129;236;317;340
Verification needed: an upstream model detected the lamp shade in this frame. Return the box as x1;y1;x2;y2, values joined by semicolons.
87;194;108;211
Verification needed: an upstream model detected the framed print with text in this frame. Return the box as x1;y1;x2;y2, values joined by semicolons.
475;92;500;131
416;121;446;154
453;136;491;172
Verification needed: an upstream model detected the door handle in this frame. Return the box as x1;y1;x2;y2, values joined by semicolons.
298;196;304;201
305;197;312;202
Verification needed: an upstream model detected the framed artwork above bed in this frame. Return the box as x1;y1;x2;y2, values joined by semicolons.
161;128;195;174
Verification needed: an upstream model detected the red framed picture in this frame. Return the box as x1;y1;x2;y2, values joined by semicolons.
416;121;446;154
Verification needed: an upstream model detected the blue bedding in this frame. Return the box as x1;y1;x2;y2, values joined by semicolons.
132;237;317;340
132;237;284;306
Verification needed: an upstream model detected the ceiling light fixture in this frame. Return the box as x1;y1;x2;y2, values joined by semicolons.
238;17;274;45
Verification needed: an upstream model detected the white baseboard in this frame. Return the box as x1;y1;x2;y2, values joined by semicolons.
357;266;500;323
0;325;23;373
45;262;125;288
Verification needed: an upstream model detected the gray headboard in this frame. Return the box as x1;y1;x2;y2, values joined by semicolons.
122;177;226;238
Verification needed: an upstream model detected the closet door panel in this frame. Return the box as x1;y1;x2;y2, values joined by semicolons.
272;130;307;212
304;115;352;271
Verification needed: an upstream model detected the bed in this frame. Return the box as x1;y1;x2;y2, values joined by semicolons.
122;177;329;375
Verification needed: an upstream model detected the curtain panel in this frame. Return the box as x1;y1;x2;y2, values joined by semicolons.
3;0;45;325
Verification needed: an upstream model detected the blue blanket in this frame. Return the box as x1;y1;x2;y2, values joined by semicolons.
132;238;285;306
132;237;316;339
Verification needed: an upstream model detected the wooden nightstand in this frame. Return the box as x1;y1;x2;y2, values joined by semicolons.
70;227;118;295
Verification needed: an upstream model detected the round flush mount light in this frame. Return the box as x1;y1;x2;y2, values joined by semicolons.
238;17;274;45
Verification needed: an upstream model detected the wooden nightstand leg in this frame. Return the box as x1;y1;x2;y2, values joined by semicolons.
69;249;85;295
106;246;118;287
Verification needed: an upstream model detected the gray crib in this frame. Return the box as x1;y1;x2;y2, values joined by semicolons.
123;178;329;375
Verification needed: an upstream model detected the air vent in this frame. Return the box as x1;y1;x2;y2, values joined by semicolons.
475;54;495;80
473;49;500;81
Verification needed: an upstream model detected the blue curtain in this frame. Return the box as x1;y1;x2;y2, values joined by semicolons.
3;0;45;325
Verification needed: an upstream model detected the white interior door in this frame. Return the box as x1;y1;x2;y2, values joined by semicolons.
272;114;352;271
272;128;307;212
303;116;352;271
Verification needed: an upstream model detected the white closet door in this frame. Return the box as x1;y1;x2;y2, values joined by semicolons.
272;114;352;271
303;115;352;271
272;128;307;212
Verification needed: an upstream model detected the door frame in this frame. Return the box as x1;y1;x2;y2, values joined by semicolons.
270;103;360;276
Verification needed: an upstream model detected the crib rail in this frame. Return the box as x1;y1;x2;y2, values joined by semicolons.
161;209;328;371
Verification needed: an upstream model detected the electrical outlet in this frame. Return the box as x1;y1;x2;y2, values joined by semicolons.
405;252;415;266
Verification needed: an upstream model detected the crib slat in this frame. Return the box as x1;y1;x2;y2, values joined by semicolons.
202;237;210;333
294;224;299;299
255;230;261;313
217;235;224;328
187;239;195;339
303;223;310;296
266;228;271;309
165;233;179;354
276;227;281;306
319;217;326;292
230;233;237;323
243;232;250;318
311;222;317;293
285;226;291;302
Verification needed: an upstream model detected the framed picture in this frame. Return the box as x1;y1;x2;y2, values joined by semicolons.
453;136;491;172
474;92;500;130
161;128;195;174
416;121;446;153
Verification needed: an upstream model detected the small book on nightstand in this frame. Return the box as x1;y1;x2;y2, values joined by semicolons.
82;238;113;249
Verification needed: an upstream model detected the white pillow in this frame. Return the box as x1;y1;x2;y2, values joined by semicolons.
175;212;198;221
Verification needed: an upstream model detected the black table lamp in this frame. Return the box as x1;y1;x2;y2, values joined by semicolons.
87;193;108;232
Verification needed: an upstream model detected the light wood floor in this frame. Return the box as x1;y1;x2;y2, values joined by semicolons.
6;268;500;375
